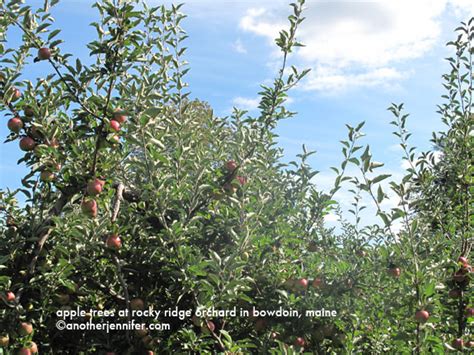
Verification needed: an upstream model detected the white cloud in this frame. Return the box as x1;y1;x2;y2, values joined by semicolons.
232;96;260;111
239;0;474;92
304;66;407;93
232;38;247;54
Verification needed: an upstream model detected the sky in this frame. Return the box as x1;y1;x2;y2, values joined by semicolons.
1;0;473;227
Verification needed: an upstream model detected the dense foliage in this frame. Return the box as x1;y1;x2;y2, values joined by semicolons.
0;0;472;353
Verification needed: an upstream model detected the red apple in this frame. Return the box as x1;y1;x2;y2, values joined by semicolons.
452;338;464;350
24;106;35;118
106;234;121;250
466;308;474;317
5;291;15;302
26;341;38;354
86;179;104;196
38;47;51;60
387;267;401;278
458;256;469;266
225;160;237;172
40;170;55;182
19;321;33;336
192;314;202;326
414;310;429;323
110;120;121;132
453;270;467;283
130;298;145;311
294;337;306;347
223;182;237;194
9;87;21;102
449;289;461;298
19;137;36;151
113;109;127;123
295;278;308;290
312;277;324;288
201;320;215;334
30;126;42;139
81;199;97;218
466;340;474;348
8;117;23;133
109;134;120;144
236;176;247;185
17;349;32;355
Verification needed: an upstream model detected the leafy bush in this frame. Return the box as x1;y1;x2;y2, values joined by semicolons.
0;0;472;353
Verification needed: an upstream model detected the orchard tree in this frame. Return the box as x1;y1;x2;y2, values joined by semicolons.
0;0;473;354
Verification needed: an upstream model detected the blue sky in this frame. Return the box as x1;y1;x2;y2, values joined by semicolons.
1;0;473;225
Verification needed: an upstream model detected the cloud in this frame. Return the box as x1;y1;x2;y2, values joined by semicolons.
239;0;474;92
232;38;247;54
232;96;260;111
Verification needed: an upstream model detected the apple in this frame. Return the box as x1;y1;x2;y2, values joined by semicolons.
322;324;336;337
110;120;121;132
356;249;367;257
223;182;237;194
5;291;15;302
466;340;474;348
225;160;237;172
465;308;474;317
19;321;33;336
201;320;215;334
87;179;104;196
113;109;127;123
255;318;266;332
192;314;202;326
0;334;9;346
458;256;469;266
453;270;467;283
141;335;153;348
40;170;55;182
81;199;97;218
17;349;32;355
308;241;319;252
47;138;60;148
294;337;306;347
448;289;461;298
56;293;70;305
8;117;23;133
135;324;148;338
9;87;21;102
130;298;145;311
295;278;308;290
452;338;464;350
38;47;51;60
106;234;122;250
414;310;429;323
109;134;120;144
312;277;324;288
236;176;247;185
24;106;35;118
387;267;401;278
26;341;38;354
19;137;36;151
